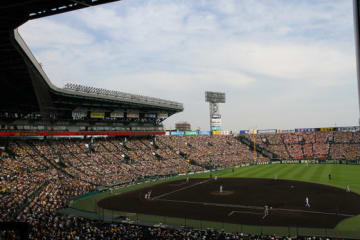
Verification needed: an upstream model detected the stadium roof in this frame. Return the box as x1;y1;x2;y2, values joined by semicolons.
0;0;183;117
0;0;121;21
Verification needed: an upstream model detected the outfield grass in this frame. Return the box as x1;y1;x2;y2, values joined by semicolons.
70;164;360;234
219;164;360;231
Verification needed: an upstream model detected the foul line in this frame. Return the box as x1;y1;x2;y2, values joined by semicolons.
228;210;262;216
151;179;211;200
156;198;355;217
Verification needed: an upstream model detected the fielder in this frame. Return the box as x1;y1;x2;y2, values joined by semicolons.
305;197;310;208
219;185;223;193
263;205;269;219
346;185;350;192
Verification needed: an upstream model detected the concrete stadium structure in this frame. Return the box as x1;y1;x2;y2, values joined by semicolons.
0;0;183;136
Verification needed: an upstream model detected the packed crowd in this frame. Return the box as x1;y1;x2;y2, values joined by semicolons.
0;135;261;238
1;216;338;240
160;135;261;169
0;133;356;239
246;131;360;160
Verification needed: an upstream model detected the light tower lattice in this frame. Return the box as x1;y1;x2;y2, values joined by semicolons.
205;91;226;133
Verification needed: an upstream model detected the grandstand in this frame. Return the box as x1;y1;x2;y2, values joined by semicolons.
1;1;360;240
238;127;360;163
0;0;182;136
1;129;360;238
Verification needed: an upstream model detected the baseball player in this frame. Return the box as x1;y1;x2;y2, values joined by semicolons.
263;205;269;219
305;197;310;208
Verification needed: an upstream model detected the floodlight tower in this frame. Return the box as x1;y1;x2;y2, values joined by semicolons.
205;91;226;132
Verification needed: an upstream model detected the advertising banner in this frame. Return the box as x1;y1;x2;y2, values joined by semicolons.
90;112;105;119
0;131;166;137
110;111;124;118
211;114;221;119
257;129;277;134
72;111;87;119
212;131;221;135
158;113;168;119
144;113;157;118
211;118;222;123
221;131;231;135
280;129;295;133
199;131;211;135
127;112;139;118
212;126;221;131
185;131;198;136
337;126;360;132
239;130;249;134
320;127;334;132
211;122;222;127
165;131;171;136
295;128;315;132
171;131;184;136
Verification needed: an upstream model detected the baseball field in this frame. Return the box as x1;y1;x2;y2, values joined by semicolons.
69;164;360;236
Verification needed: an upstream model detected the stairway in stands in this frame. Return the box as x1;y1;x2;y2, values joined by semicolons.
13;181;49;219
235;135;278;160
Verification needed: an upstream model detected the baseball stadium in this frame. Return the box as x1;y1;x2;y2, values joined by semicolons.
1;0;360;239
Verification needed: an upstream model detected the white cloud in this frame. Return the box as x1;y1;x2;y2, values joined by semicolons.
18;0;358;130
102;70;254;94
19;19;94;47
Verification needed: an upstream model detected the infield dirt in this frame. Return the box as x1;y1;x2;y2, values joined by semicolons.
98;178;360;228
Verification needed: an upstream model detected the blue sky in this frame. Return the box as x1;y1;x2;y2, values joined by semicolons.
19;0;358;132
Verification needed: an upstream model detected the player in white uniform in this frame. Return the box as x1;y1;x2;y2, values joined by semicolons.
263;205;269;219
219;185;223;193
346;185;350;192
305;197;310;208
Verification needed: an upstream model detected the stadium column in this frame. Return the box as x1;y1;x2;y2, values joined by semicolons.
11;28;54;127
28;69;53;118
353;0;360;125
